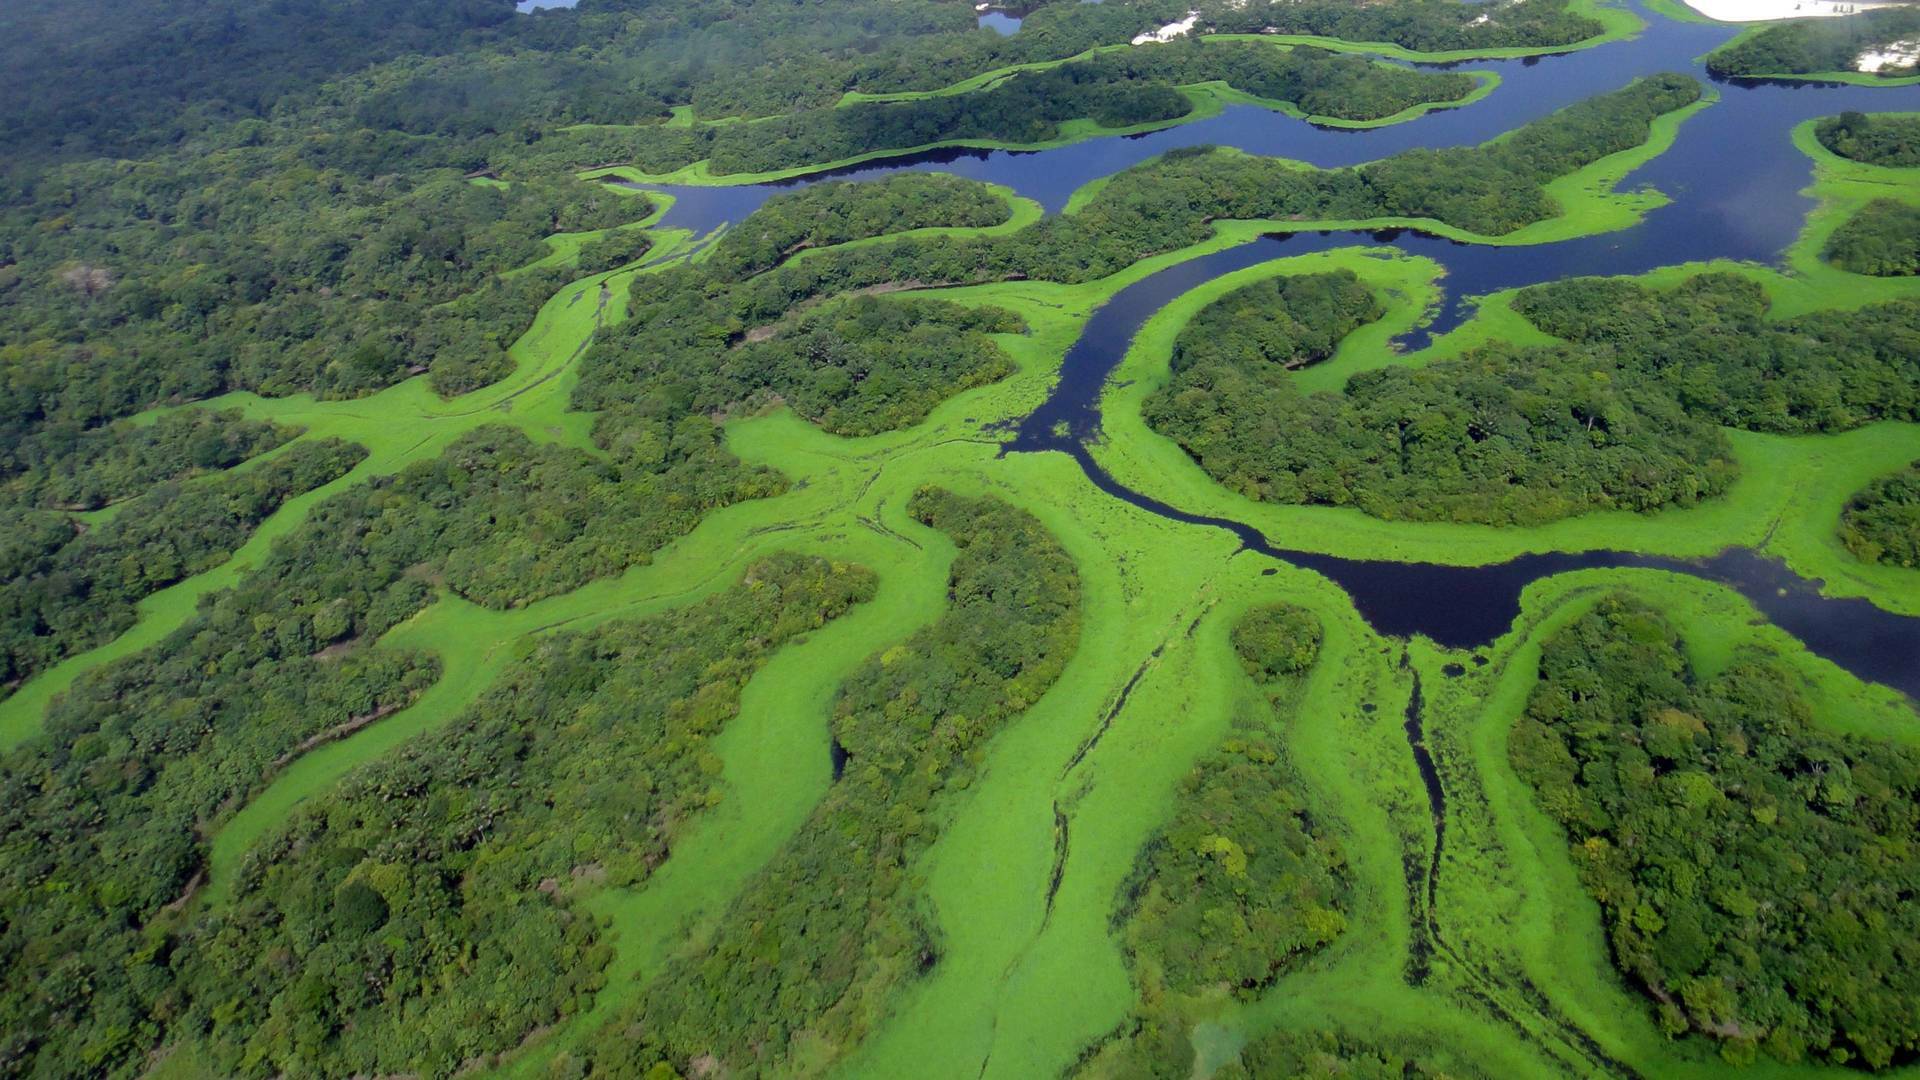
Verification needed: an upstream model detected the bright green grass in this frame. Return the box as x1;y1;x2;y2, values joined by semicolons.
1639;0;1727;26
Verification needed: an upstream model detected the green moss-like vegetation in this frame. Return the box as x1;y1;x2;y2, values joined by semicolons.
175;555;875;1078
554;41;1481;178
703;174;1016;281
1116;604;1346;1000
1512;272;1920;434
1511;595;1920;1068
1219;1028;1489;1079
0;437;365;686
14;2;1920;1077
582;488;1082;1077
1;407;294;510
1145;269;1734;526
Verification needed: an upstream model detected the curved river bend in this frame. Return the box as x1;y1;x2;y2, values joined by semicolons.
617;2;1920;695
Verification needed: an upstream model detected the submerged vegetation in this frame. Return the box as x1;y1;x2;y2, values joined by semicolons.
4;0;1920;1078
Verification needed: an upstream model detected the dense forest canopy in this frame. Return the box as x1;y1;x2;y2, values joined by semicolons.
1840;463;1920;567
1116;603;1345;998
189;554;877;1076
1512;596;1920;1068
1144;269;1738;526
1824;197;1920;276
7;0;1920;1076
546;41;1479;178
1706;7;1920;78
1817;110;1920;167
586;489;1084;1077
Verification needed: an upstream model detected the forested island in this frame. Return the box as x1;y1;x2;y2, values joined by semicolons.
3;0;1919;1078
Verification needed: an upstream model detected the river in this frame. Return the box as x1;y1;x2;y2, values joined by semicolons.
614;2;1920;694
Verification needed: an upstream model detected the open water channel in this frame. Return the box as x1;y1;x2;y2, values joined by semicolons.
615;3;1920;693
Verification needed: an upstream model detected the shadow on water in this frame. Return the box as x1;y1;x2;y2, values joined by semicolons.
613;2;1920;693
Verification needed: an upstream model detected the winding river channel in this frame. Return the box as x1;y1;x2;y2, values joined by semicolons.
621;3;1920;695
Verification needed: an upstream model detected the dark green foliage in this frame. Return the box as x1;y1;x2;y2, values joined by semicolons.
2;407;292;510
1840;462;1920;567
606;41;1476;178
1172;270;1385;376
575;79;1702;460
573;228;656;274
1198;0;1606;53
585;488;1082;1077
733;296;1021;435
647;75;1698;307
1514;271;1920;433
1510;596;1920;1068
1090;1022;1477;1080
1220;1029;1486;1080
0;625;437;1079
1145;272;1734;526
0;438;366;687
1825;198;1920;276
0;168;650;445
179;554;876;1078
1816;111;1920;168
0;424;773;1077
0;0;517;163
577;180;1030;444
1707;8;1920;78
1117;604;1344;997
1232;600;1329;683
703;174;1013;282
1175;267;1390;378
289;425;777;611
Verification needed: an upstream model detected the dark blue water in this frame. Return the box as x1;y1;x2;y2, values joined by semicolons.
999;241;1920;695
610;3;1920;692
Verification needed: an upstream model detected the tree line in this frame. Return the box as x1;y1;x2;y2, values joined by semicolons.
0;423;775;1077
0;437;364;689
1840;462;1920;567
1706;8;1920;79
582;488;1084;1077
183;553;876;1076
1511;595;1920;1068
549;41;1477;178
